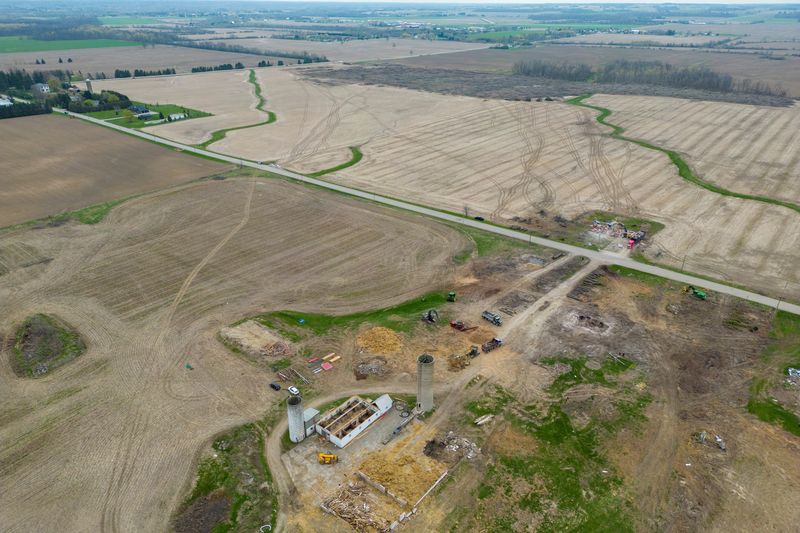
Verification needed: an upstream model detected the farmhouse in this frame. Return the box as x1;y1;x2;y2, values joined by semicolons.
31;83;50;98
0;96;12;107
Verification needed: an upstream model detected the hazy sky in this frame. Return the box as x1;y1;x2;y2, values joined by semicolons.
250;0;798;4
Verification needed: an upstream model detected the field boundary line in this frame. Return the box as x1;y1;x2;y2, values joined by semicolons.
567;94;800;215
54;107;800;317
197;69;277;150
307;146;363;177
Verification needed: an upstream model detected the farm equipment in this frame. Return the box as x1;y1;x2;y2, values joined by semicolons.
447;291;457;302
684;286;707;300
481;311;503;326
318;453;338;465
422;309;440;323
468;345;480;358
450;320;478;332
481;337;503;353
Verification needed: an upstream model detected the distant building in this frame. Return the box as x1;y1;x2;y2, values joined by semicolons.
0;96;13;107
128;104;149;114
31;83;50;98
136;111;159;120
85;79;93;94
168;112;186;121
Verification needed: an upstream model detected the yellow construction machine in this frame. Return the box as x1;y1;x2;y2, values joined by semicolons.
318;453;338;465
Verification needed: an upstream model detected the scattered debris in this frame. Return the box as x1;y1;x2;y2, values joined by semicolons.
219;320;293;359
567;270;605;301
578;314;608;330
424;431;481;461
474;414;494;426
355;357;387;380
322;482;390;533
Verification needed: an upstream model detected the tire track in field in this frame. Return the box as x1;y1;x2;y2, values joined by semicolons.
100;180;257;531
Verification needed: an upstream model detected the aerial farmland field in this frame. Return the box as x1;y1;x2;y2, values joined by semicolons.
89;70;265;144
0;36;138;53
0;176;468;532
0;44;274;77
90;67;800;296
186;34;490;62
587;95;800;204
0;115;229;227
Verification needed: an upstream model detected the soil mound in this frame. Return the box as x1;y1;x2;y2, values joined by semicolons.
356;327;402;354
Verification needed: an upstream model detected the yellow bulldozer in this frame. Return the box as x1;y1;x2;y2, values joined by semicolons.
318;453;338;465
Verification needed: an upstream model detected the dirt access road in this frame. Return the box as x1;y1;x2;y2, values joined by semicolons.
57;107;800;316
0;178;467;533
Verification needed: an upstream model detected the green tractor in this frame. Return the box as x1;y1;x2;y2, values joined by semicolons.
447;291;456;302
684;285;707;300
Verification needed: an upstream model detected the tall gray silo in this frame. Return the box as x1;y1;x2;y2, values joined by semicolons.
416;354;435;413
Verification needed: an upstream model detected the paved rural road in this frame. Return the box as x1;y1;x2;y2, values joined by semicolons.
59;109;800;316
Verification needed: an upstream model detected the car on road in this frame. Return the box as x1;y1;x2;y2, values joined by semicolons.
287;386;301;396
474;216;485;221
269;382;281;391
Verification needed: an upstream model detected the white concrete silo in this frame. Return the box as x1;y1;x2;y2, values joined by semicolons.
416;354;435;413
287;395;305;443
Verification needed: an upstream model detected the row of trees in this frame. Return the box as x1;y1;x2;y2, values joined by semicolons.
114;68;177;78
257;60;285;67
512;59;788;96
191;63;245;73
0;101;51;119
512;60;593;81
177;40;327;63
0;68;72;92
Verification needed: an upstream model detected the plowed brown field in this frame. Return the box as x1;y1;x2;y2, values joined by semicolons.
0;178;467;533
588;95;800;203
88;70;800;296
0;115;229;227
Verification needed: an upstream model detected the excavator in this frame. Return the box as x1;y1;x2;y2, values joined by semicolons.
318;453;338;465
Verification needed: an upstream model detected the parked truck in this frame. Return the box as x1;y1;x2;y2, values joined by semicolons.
481;311;502;326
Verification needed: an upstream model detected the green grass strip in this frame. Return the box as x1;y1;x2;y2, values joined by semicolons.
309;146;363;177
567;94;800;215
198;69;276;150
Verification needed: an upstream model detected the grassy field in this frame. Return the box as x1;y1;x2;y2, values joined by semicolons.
0;36;139;53
748;311;800;437
86;101;211;130
454;357;649;531
252;291;452;337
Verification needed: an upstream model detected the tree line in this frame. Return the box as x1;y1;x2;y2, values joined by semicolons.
0;68;72;92
0;101;51;119
512;59;787;97
114;68;177;78
191;63;245;73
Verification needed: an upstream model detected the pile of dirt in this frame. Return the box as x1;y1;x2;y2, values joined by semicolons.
359;452;446;504
356;327;402;354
